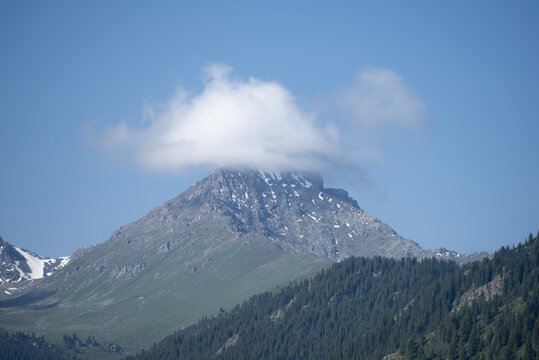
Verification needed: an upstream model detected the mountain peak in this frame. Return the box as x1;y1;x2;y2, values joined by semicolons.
192;167;359;208
210;167;323;190
149;167;414;260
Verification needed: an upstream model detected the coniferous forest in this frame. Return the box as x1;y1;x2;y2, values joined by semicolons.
0;330;77;360
127;233;539;360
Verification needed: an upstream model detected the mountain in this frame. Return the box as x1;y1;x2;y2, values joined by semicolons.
174;169;484;261
0;236;70;296
127;232;539;360
0;168;484;356
191;168;420;259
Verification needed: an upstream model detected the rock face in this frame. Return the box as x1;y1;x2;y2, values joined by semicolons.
169;168;424;260
0;237;29;284
126;168;476;261
453;274;504;312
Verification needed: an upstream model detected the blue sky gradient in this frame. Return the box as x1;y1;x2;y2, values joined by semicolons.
1;1;538;257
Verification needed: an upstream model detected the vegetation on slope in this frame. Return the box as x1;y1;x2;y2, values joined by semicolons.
0;218;330;354
0;329;77;360
127;232;539;360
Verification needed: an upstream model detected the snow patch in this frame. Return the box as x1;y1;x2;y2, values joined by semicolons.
307;213;319;223
291;173;312;188
14;247;45;279
318;192;324;200
259;171;272;186
11;249;70;281
334;225;340;228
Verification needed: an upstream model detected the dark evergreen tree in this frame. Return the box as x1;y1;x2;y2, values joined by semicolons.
126;232;539;360
0;330;78;360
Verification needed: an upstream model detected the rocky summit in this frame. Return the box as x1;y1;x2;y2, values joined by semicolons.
131;167;479;261
173;168;423;260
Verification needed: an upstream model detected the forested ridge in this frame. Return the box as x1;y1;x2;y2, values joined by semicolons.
128;232;539;360
0;330;77;360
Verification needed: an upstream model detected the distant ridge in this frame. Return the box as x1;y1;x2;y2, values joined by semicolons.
0;236;69;296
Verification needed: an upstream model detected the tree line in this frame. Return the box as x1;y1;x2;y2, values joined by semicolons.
127;232;539;360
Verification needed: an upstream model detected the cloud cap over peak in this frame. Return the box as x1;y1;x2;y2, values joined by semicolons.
93;64;427;177
95;64;341;173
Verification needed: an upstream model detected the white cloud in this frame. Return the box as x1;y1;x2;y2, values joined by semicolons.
93;64;426;174
339;67;427;136
95;64;341;173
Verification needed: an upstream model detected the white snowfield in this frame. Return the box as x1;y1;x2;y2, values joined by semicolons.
13;247;70;281
15;247;45;279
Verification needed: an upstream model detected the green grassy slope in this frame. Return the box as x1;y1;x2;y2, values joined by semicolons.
0;215;331;356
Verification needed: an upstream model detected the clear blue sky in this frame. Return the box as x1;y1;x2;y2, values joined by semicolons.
1;1;538;258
